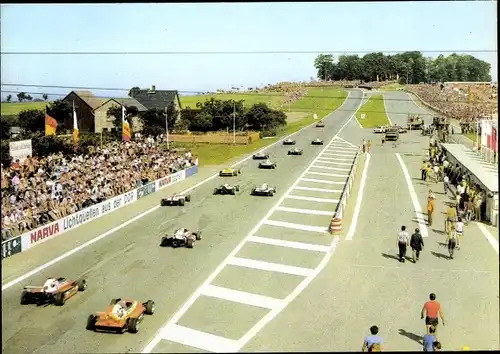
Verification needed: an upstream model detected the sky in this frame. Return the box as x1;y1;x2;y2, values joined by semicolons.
0;1;497;101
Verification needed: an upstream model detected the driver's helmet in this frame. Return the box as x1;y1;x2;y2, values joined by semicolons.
262;183;268;189
224;183;230;188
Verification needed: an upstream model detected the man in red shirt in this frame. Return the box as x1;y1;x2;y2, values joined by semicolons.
421;293;446;337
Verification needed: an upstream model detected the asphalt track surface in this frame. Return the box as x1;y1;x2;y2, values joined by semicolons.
244;91;497;352
2;90;364;354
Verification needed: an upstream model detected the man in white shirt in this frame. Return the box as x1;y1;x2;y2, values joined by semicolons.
397;225;410;263
443;175;450;196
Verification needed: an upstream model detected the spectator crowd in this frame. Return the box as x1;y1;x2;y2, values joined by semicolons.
408;83;498;132
1;134;197;241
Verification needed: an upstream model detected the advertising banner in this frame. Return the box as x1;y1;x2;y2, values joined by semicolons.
137;182;156;200
185;165;198;178
9;139;32;163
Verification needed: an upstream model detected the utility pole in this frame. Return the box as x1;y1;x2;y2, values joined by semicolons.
164;106;170;150
233;102;236;144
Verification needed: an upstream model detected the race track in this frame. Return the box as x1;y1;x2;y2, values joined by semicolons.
1;90;364;354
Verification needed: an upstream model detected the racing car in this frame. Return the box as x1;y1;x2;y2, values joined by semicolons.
160;228;202;248
160;193;191;206
283;138;296;145
396;125;408;134
258;159;277;169
86;298;155;333
251;183;277;196
219;167;241;177
21;277;87;306
213;184;240;195
311;138;324;145
373;126;386;134
316;121;325;127
252;151;269;160
288;147;303;155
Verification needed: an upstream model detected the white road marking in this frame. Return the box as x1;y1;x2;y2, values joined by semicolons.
304;171;348;178
382;94;394;126
395;153;429;238
159;324;239;353
326;147;358;153
321;152;357;157
286;195;338;203
327;144;358;150
263;220;328;233
275;206;334;215
477;223;499;254
315;159;353;166
336;137;359;148
315;156;354;162
293;186;342;193
227;257;314;277
248;235;331;253
311;165;350;171
346;153;371;241
1;92;356;292
200;284;284;309
300;177;345;185
235;237;340;350
141;91;364;354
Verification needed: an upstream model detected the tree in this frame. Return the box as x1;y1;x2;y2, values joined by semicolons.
6;94;12;102
17;109;45;133
17;92;27;102
42;94;48;101
106;104;139;137
25;95;33;101
0;116;17;139
138;109;166;136
245;103;286;131
128;87;141;97
313;54;335;80
47;100;72;130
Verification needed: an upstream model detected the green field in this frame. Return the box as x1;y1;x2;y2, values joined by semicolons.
180;92;285;110
172;88;348;166
356;94;391;128
1;101;50;116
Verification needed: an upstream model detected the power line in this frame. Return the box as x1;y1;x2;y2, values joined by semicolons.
0;49;497;55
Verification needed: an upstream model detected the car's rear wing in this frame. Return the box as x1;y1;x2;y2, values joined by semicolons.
24;285;43;290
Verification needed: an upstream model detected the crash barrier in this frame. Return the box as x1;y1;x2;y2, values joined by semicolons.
1;165;199;260
328;146;361;234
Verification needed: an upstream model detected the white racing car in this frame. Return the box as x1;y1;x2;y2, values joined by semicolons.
251;183;277;196
373;126;386;133
160;193;191;206
160;228;202;248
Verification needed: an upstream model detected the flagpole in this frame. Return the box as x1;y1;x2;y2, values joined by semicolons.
164;106;169;150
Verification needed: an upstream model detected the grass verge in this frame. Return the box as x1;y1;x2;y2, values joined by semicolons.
356;94;391;128
1;101;51;116
171;88;348;166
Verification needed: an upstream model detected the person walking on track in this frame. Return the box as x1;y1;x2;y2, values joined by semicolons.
397;225;410;262
446;224;458;259
421;293;446;337
427;195;435;227
410;228;424;263
361;325;383;352
423;326;437;351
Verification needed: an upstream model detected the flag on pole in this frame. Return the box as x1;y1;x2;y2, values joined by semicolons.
122;105;131;142
491;125;498;153
45;106;58;136
72;102;79;151
481;120;489;147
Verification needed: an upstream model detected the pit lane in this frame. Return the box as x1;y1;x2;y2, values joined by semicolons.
1;90;363;354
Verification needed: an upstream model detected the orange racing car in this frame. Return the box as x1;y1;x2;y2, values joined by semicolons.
86;298;155;333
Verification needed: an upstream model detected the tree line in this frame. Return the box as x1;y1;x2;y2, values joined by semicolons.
314;51;492;84
3;93;50;102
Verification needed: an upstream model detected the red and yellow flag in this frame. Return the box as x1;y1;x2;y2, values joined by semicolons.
45;106;57;136
122;105;131;142
73;102;79;150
